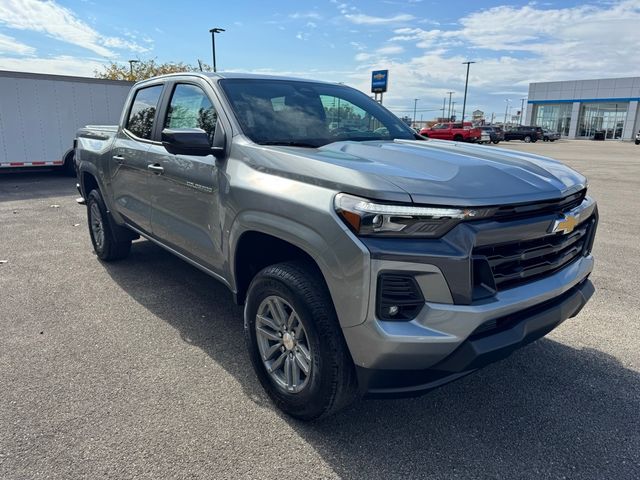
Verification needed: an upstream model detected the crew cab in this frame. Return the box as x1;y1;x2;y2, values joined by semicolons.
74;73;598;420
419;122;482;142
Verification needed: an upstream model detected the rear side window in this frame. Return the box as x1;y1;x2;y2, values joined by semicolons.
164;84;217;141
125;85;163;139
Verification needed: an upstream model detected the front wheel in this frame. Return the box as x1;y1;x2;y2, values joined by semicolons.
492;140;500;144
636;140;640;145
87;189;132;261
244;262;358;420
524;135;532;143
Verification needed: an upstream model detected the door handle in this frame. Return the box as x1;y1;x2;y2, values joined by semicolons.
147;163;164;174
112;155;125;163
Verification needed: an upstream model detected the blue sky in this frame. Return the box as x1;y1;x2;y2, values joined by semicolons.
1;0;639;121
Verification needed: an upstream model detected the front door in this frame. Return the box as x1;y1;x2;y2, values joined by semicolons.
109;84;164;234
147;82;223;271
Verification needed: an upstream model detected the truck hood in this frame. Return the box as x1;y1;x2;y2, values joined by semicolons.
247;139;587;206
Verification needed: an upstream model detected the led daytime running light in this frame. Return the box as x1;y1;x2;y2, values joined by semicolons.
353;200;475;219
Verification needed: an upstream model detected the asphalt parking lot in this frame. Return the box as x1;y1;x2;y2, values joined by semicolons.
1;140;639;479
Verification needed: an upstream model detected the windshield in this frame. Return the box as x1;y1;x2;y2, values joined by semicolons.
219;79;417;147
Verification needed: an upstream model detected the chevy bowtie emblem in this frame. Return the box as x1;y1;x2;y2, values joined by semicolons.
373;73;386;80
550;214;579;235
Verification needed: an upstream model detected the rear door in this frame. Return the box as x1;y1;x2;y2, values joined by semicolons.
110;84;164;233
146;80;224;271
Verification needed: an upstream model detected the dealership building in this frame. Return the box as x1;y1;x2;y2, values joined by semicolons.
525;76;640;140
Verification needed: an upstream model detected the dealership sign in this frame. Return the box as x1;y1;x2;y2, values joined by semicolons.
371;70;388;93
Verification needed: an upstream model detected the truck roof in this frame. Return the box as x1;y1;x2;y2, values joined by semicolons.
137;71;336;85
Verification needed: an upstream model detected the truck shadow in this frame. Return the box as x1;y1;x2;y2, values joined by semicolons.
102;239;640;479
0;171;76;202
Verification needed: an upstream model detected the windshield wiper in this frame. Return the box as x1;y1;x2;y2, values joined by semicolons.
259;141;320;148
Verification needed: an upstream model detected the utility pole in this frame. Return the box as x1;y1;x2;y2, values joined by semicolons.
442;97;446;121
413;98;419;127
128;59;139;79
446;91;454;121
520;97;527;125
451;101;456;121
209;27;225;72
461;61;475;124
490;112;495;124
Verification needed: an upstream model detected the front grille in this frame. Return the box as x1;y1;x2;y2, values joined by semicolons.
376;274;424;320
492;190;586;221
474;216;595;290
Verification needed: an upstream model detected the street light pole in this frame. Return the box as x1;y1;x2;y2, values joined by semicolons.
461;61;475;124
504;99;511;125
442;97;447;120
128;59;139;79
451;101;456;121
520;97;527;125
413;98;418;127
209;27;225;72
446;91;454;121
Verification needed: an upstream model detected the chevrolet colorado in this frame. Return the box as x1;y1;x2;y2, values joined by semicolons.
74;73;598;420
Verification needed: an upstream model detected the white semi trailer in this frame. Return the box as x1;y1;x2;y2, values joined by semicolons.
0;70;133;174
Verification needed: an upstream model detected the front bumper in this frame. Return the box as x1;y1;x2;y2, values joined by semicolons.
342;196;597;396
353;277;593;396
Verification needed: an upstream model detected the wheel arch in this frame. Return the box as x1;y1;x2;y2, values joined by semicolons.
228;210;371;328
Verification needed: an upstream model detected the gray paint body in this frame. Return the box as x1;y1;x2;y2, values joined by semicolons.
0;70;133;167
75;72;595;375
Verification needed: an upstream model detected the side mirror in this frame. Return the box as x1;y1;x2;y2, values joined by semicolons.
161;127;226;158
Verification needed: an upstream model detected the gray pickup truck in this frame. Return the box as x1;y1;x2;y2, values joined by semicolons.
74;72;598;420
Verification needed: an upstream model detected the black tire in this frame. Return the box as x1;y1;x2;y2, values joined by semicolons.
524;135;532;143
56;150;77;177
86;189;132;261
244;261;358;420
636;140;640;145
492;140;500;144
543;137;549;142
550;139;556;142
453;134;463;142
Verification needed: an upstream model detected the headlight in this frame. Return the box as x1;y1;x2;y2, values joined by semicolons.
334;193;488;238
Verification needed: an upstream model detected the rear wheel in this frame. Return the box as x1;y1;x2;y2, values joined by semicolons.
492;140;500;144
453;134;463;142
87;189;132;261
244;262;358;420
524;135;532;143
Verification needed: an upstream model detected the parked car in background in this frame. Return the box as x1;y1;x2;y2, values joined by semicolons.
504;126;543;143
419;122;482;142
635;130;640;145
543;130;561;142
480;126;503;144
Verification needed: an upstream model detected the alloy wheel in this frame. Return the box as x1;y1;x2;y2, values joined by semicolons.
255;295;312;393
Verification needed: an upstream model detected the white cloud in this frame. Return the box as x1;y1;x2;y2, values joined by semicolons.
377;45;404;55
344;14;415;25
0;0;149;57
0;32;35;55
0;54;105;76
289;12;322;20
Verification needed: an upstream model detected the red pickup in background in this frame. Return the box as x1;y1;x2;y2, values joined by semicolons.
419;122;482;143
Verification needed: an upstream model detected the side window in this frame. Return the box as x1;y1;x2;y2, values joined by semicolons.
126;85;163;140
165;84;218;141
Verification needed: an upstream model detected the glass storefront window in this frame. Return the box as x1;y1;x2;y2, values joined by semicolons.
577;103;628;139
531;103;572;136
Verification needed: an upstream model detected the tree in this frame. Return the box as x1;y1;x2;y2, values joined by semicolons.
94;58;212;82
